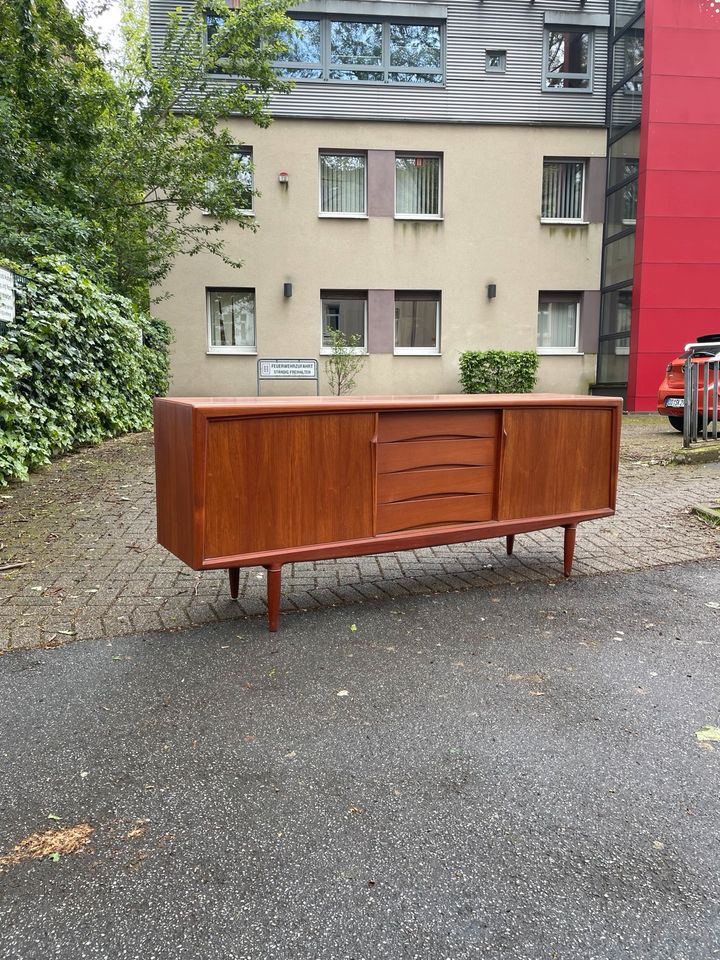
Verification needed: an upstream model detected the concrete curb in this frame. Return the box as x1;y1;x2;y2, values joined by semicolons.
692;501;720;527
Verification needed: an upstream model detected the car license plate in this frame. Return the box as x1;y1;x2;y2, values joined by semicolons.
665;397;685;408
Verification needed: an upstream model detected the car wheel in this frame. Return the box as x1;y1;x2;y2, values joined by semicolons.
668;415;684;432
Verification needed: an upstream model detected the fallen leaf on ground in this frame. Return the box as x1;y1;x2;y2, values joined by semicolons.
349;624;357;632
47;814;62;822
706;602;720;609
653;840;665;850
0;823;94;871
126;820;147;840
695;725;720;742
337;690;349;697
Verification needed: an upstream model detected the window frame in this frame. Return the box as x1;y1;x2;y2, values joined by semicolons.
272;14;445;86
485;49;507;73
542;27;594;93
206;287;257;356
540;158;587;224
231;146;254;216
318;150;368;219
537;294;581;355
394;291;441;356
319;290;368;354
394;152;443;221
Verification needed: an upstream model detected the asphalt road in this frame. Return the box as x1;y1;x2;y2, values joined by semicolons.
1;559;719;960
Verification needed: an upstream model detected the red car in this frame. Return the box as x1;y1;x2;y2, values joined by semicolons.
657;334;720;432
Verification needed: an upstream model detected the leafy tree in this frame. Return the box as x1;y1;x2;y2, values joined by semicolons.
0;0;296;307
323;327;368;396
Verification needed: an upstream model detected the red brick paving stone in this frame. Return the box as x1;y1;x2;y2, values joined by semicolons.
1;419;719;652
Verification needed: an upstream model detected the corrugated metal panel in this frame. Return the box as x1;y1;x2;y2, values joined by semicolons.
150;0;609;126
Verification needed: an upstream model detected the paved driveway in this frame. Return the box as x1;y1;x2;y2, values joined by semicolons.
1;561;719;959
1;416;718;651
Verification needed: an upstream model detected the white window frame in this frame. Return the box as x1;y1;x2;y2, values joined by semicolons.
394;153;443;221
318;151;368;219
206;288;257;355
540;158;587;224
537;296;580;355
542;27;593;93
319;292;368;354
394;293;441;355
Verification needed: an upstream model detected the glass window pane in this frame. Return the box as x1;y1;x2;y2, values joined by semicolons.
208;289;255;348
609;85;642;135
605;172;638;236
537;300;578;349
597;337;630;383
320;154;366;214
395;298;439;350
395;155;441;216
542;161;584;219
612;27;643;86
546;30;590;88
322;296;366;347
330;20;382;66
390;24;442;69
603;233;635;287
275;18;322;64
613;3;643;33
600;288;633;336
230;149;253;211
329;70;384;81
389;71;443;84
607;130;640;187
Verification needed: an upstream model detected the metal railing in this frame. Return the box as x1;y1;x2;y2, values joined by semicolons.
683;341;720;447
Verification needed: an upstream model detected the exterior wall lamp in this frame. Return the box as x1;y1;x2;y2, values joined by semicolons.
283;282;293;298
278;171;289;185
487;283;497;300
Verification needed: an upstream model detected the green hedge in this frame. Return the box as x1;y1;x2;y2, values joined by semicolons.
459;349;539;395
0;257;172;485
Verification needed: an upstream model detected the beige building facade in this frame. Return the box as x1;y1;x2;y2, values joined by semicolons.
158;118;606;397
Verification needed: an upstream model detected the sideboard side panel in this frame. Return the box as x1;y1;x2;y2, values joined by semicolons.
202;412;375;559
498;407;615;520
154;400;197;566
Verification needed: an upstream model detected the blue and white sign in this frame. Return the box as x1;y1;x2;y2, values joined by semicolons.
0;267;15;324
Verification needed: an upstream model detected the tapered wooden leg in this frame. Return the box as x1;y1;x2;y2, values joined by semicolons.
265;564;282;633
228;567;240;599
563;525;577;578
506;534;515;556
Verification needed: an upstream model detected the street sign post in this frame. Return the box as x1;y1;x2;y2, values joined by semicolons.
257;359;319;396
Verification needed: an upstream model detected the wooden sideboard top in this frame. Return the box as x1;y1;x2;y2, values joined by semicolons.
155;394;623;417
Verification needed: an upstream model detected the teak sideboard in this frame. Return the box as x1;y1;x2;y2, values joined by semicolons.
154;395;622;631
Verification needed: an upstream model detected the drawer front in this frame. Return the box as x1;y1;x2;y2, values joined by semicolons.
377;466;494;504
376;494;493;534
377;410;498;443
377;438;496;474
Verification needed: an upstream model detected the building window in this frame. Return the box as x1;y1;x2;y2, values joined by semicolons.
541;160;585;222
537;296;580;354
395;154;442;218
543;28;592;90
274;17;323;78
485;50;506;73
319;152;367;216
207;289;256;354
395;292;440;354
230;147;253;214
274;16;444;84
321;291;367;352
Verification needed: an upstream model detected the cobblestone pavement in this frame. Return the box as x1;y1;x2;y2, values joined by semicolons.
1;415;719;651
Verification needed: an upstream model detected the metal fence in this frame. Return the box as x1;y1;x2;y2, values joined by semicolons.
684;341;720;448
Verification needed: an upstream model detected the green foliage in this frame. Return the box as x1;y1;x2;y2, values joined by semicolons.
0;257;171;485
0;0;297;308
459;350;539;394
323;328;368;396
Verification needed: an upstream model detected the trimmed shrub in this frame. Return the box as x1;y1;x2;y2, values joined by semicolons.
0;256;171;485
459;350;539;395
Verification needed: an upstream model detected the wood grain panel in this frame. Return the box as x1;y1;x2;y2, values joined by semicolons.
377;466;494;504
376;494;493;533
377;410;498;443
202;413;374;558
377;438;497;473
153;400;197;567
498;407;615;520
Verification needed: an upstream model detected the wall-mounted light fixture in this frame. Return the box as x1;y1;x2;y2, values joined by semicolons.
278;171;289;185
487;283;497;300
283;282;293;298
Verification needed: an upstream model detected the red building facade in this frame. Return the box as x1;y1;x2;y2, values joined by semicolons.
628;0;720;410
